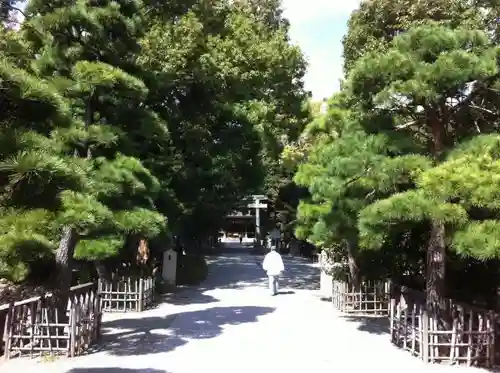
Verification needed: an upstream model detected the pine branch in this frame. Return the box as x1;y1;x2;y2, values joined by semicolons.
1;1;28;20
469;104;497;115
344;167;372;188
449;74;500;117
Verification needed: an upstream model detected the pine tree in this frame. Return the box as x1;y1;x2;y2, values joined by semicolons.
22;0;167;306
0;26;88;282
293;93;430;286
342;0;486;74
348;23;499;313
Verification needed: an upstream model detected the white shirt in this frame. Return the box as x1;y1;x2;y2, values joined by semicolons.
262;251;285;276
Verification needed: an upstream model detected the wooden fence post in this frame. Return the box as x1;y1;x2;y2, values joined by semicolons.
147;277;153;307
421;308;429;363
488;310;495;368
69;307;77;357
2;303;13;360
95;285;102;340
389;298;395;340
138;278;144;312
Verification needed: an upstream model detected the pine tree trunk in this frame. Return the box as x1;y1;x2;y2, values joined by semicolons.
346;244;361;291
427;106;448;321
426;220;447;315
94;260;109;280
52;94;92;318
53;226;78;323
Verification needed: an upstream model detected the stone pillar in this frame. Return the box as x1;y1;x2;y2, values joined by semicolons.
319;251;333;299
162;248;177;285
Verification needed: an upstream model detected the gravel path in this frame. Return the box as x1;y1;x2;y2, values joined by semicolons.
0;251;492;373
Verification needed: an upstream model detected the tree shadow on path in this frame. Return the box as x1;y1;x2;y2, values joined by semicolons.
278;257;319;291
66;369;169;373
342;315;390;335
159;288;219;306
198;255;268;290
95;306;275;356
198;253;320;291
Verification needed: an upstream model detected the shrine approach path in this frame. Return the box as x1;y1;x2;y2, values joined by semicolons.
0;246;490;373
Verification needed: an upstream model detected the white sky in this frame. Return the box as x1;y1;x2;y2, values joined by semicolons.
282;0;362;99
281;0;361;23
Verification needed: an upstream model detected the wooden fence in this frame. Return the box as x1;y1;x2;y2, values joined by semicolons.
332;280;390;315
98;277;154;312
390;289;495;367
1;282;101;359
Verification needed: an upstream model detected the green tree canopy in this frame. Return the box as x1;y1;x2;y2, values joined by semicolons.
347;23;499;309
0;0;311;286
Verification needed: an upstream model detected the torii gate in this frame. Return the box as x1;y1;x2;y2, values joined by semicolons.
247;194;267;244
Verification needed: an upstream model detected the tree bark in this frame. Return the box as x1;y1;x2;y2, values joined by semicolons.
94;260;109;280
53;226;78;322
426;105;448;320
426;220;447;315
346;243;361;291
51;82;94;326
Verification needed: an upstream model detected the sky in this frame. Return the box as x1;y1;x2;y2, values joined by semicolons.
281;0;362;100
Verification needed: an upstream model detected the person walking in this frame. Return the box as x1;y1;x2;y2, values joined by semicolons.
262;246;285;295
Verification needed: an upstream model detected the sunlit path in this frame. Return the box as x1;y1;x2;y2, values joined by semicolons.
0;247;488;373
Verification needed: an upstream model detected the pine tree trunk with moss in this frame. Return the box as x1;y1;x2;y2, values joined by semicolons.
53;92;95;313
53;226;78;322
94;260;108;280
346;242;361;291
426;108;448;319
426;221;447;315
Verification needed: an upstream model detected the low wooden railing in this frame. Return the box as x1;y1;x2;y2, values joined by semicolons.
332;280;390;315
390;289;495;367
1;282;101;359
98;277;154;312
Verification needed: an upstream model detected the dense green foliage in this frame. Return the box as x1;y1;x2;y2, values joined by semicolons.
292;0;500;309
0;0;309;286
8;0;500;314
